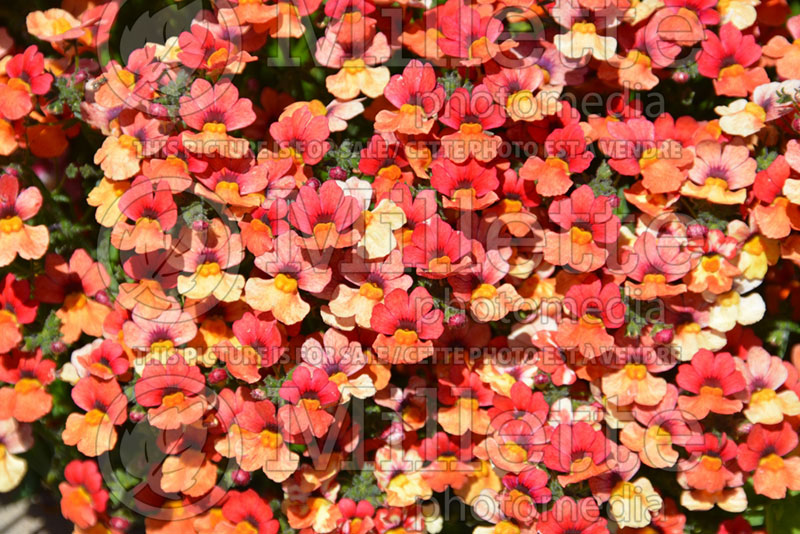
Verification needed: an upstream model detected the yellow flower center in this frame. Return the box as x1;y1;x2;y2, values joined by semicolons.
646;425;672;445
300;398;321;411
260;429;283;449
14;378;41;395
638;146;659;169
64;292;88;310
0;216;23;234
202;122;227;134
501;198;522;213
572;21;597;33
700;455;723;471
234;521;259;534
702;255;721;273
744;102;767;122
359;282;384;300
343;58;367;74
428;255;452;271
495;520;521;534
308;99;327;116
471;283;497;301
545;157;570;173
507;90;535;114
52;17;75;35
759;453;785;471
394;328;419;345
624;363;648;380
378;164;402;181
717;290;740;307
719;63;745;79
743;236;765;256
117;69;136;88
611;480;638;499
400;103;422;115
643;273;666;285
750;388;777;404
700;385;724;397
570;226;593;245
274;273;298;293
85;409;107;426
118;134;142;150
162;391;186;408
460;122;483;135
197;262;221;277
150;339;174;353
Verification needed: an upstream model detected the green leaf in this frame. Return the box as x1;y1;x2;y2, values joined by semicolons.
766;492;800;533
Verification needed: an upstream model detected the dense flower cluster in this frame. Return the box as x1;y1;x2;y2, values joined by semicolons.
2;0;800;533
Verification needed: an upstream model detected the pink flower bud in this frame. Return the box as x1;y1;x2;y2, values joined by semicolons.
607;195;620;209
329;167;347;180
306;177;321;190
672;71;689;84
94;290;111;306
129;411;145;423
653;328;674;344
534;373;550;386
50;340;67;354
447;313;466;328
232;469;251;486
208;368;228;385
687;224;708;238
109;517;130;531
251;388;267;401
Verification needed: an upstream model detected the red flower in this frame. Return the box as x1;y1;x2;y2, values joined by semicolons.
222;312;284;383
676;349;745;419
737;422;800;499
697;24;768;96
543;422;611;485
537;496;609;534
0;173;49;267
269;107;331;166
134;354;208;429
437;365;494;435
543;185;620;272
337;498;375;534
370;286;444;364
0;349;55;422
289;180;362;250
556;275;625;359
679;432;738;493
112;177;177;253
72;339;129;381
62;376;127;457
520;123;594;197
0;274;37;354
375;60;445;135
437;5;516;66
278;365;341;438
358;134;413;199
439;85;505;163
402;215;473;278
624;233;691;300
0;45;52;120
217;489;279;534
431;157;499;211
418;431;473;492
58;460;108;530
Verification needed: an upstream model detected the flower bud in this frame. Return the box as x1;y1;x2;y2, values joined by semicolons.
232;469;251;486
534;373;550;386
50;340;67;354
653;328;674;344
109;517;131;531
94;290;111;306
306;177;321;190
329;166;347;180
672;71;689;84
447;313;466;328
687;224;708;238
208;368;228;385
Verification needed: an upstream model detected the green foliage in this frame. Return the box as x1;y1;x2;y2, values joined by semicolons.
49;75;84;118
340;465;385;507
22;310;63;356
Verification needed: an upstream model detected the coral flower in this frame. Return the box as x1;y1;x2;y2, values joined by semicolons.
418;432;474;492
26;9;85;44
681;141;756;204
316;23;391;100
175;218;245;303
679;432;739;493
624;232;690;300
608;476;663;529
289;180;362;250
0;274;37;354
278;365;341;438
0;46;52;121
402;215;473;278
543;185;620;272
375;60;445;135
482;60;548;122
697;24;768;97
370;286;444;364
543;422;611;486
122;300;197;367
555;275;626;359
134;355;208;430
0;173;48;267
244;232;332;325
431;157;499;211
216;397;299;483
762;14;800;79
437;366;494;435
358;134;414;199
269;107;331;166
62;376;127;457
179;79;256;159
519;124;594;197
219;312;283;383
438;85;505;163
374;376;429;431
437;5;517;66
676;350;745;419
737;422;800;499
58;460;108;530
93;112;166;182
0;350;55;423
239;199;290;257
111;177;177;254
70;338;129;381
0;418;33;493
34;249;112;344
216;489;279;534
337;498;375;534
620;385;699;469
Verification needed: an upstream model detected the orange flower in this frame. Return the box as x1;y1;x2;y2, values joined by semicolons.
62;376;127;457
0;173;48;267
0;349;55;423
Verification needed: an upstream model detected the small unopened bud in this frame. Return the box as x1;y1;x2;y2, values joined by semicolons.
687;224;708;238
192;219;209;232
50;340;67;354
109;517;130;531
447;313;466;328
737;421;754;435
94;290;110;306
208;368;228;385
672;71;689;84
306;177;321;190
653;328;674;344
251;388;267;401
534;373;550;386
148;103;168;118
607;195;620;209
792;116;800;133
232;469;251;486
329;166;347;180
129;411;145;423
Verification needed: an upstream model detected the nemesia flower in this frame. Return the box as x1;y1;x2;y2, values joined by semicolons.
681;141;756;204
624;233;690;300
0;173;48;267
0;350;54;423
370;286;444;364
300;328;374;401
220;312;284;383
679;432;739;494
676;349;745;419
70;338;129;381
431;157;499;210
543;422;611;485
62;376;127;456
375;60;445;135
374;445;432;507
215;489;279;534
0;274;37;354
519;123;594;197
26;9;85;44
111;176;177;253
134;355;208;429
278;365;341;438
0;46;52;121
556;275;626;359
684;229;741;294
697;24;768;96
437;365;494;435
438;85;505;163
93;112;166;181
270;106;331;167
58;460;108;530
175;218;245;302
402;215;473;278
737;346;800;424
537;496;609;534
737;422;800;499
0;418;33;492
290;180;362;250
